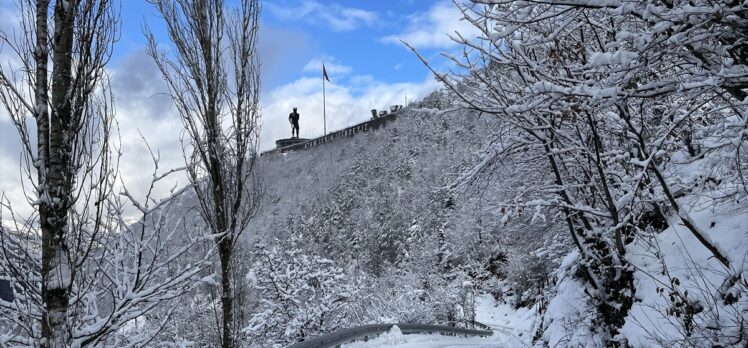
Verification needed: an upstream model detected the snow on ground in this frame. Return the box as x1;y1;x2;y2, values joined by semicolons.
474;294;536;347
533;196;748;347
342;325;507;348
537;252;602;347
620;197;748;346
342;294;539;348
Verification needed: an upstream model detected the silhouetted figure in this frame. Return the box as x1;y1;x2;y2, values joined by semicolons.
289;107;300;138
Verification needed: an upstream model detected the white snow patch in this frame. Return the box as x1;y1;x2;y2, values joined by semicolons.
474;294;536;347
589;51;638;66
620;198;748;346
540;276;601;347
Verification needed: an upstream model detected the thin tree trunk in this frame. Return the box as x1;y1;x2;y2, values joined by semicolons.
41;1;76;347
146;1;262;345
36;0;54;344
219;240;234;348
541;131;634;344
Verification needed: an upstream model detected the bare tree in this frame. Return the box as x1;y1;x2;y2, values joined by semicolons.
146;0;262;346
0;0;117;345
0;1;210;346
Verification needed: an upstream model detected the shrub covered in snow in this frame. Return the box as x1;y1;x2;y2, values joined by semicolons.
244;244;359;346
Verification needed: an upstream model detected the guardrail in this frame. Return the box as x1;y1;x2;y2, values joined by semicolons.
286;322;493;348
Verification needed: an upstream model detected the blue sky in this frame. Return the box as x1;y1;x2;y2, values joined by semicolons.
105;0;479;150
114;0;463;90
1;0;480;214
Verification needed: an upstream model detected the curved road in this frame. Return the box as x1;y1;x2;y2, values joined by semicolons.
287;323;493;348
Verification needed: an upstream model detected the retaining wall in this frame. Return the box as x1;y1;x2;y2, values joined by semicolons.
261;112;399;156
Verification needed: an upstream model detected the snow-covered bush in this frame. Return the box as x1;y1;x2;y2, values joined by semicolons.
243;244;359;347
350;263;475;326
506;253;551;309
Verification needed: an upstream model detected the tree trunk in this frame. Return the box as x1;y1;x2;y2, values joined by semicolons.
41;1;76;347
219;240;234;348
36;0;53;345
208;101;233;348
541;133;634;345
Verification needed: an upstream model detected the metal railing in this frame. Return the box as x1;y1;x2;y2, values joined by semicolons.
286;322;493;348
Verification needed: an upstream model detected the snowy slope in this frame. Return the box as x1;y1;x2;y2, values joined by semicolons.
157;90;746;347
620;200;748;346
535;201;748;347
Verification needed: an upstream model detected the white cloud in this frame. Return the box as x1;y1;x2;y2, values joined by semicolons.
382;1;481;50
0;122;31;217
1;12;440;218
258;69;440;152
0;3;34;217
302;58;352;76
267;1;378;32
0;48;186;218
108;52;188;209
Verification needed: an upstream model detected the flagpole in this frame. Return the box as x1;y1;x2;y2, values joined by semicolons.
323;64;327;136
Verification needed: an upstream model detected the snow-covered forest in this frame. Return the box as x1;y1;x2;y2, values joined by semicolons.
1;0;747;347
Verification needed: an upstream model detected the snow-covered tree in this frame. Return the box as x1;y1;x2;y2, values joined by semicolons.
0;1;119;344
0;2;210;346
0;147;211;347
146;1;262;347
244;244;358;347
407;0;747;345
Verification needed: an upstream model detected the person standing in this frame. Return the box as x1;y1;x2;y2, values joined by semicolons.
289;107;300;138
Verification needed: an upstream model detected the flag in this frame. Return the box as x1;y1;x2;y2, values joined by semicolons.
323;63;330;82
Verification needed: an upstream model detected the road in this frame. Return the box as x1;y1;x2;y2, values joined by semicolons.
287;323;494;348
340;327;505;348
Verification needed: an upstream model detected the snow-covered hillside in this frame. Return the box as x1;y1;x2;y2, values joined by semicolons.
121;78;744;347
238;95;568;346
4;0;746;347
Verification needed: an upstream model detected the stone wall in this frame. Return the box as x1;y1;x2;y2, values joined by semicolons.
261;111;399;156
